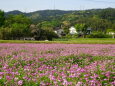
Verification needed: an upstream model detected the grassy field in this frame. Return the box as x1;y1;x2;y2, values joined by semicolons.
0;38;115;44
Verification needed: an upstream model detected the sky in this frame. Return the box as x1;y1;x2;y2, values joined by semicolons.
0;0;115;12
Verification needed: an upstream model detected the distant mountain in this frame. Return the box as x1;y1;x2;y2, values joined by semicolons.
5;10;74;23
5;10;23;15
5;10;74;16
5;8;115;23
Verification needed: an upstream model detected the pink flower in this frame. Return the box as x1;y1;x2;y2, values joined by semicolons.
18;80;23;85
0;76;2;79
62;79;68;85
14;77;18;81
0;72;4;75
40;82;46;85
6;76;12;81
76;82;82;86
111;81;115;85
105;71;111;77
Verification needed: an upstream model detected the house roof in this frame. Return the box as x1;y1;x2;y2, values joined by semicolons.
87;27;92;30
54;27;61;30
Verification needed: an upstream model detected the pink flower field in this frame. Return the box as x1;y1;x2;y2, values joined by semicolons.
0;44;115;86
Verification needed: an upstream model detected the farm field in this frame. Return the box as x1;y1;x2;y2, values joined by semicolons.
0;44;115;86
0;38;115;44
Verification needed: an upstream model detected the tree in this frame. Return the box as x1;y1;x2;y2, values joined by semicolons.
99;8;115;22
75;24;88;37
62;21;71;34
4;14;31;39
35;28;58;40
5;14;31;27
0;27;12;40
31;23;58;40
0;10;5;27
86;17;110;33
106;26;115;38
11;23;31;39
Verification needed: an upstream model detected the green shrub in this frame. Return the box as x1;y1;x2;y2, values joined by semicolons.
53;37;68;41
87;32;112;38
66;34;78;38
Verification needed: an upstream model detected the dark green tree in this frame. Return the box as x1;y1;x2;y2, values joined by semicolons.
4;14;31;39
0;10;5;27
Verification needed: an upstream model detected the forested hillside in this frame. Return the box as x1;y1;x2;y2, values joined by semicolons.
5;10;73;23
0;8;115;40
5;8;115;24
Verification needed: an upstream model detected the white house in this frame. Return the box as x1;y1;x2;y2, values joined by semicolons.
69;26;77;35
108;32;115;38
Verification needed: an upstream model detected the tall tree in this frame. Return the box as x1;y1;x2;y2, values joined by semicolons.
75;24;88;37
4;14;31;39
0;10;5;27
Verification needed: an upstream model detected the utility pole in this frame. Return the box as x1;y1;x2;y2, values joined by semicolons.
53;0;56;19
24;8;27;13
53;0;55;10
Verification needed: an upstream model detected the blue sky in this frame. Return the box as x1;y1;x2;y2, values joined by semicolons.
0;0;115;12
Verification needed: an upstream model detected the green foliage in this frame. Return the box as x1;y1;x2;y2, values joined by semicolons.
0;8;115;40
34;27;58;40
99;8;115;22
41;28;58;40
106;29;115;33
23;81;40;86
89;18;110;32
43;54;114;68
0;14;31;40
75;24;87;32
0;38;114;44
0;10;5;27
87;32;112;38
11;23;31;39
74;24;88;37
0;78;5;86
5;14;31;27
0;27;12;40
53;37;69;41
65;34;78;38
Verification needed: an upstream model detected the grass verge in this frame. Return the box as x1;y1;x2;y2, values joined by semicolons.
0;38;115;44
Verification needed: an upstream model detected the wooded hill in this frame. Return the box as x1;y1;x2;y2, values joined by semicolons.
5;10;73;23
0;8;114;40
5;8;115;24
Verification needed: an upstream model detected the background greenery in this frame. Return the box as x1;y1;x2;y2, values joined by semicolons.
0;8;115;40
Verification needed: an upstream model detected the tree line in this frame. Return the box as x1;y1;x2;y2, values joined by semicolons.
0;8;115;40
0;10;58;40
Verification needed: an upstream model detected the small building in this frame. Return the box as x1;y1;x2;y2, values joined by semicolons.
69;26;77;35
108;32;115;38
86;27;92;34
23;37;35;40
54;27;65;37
